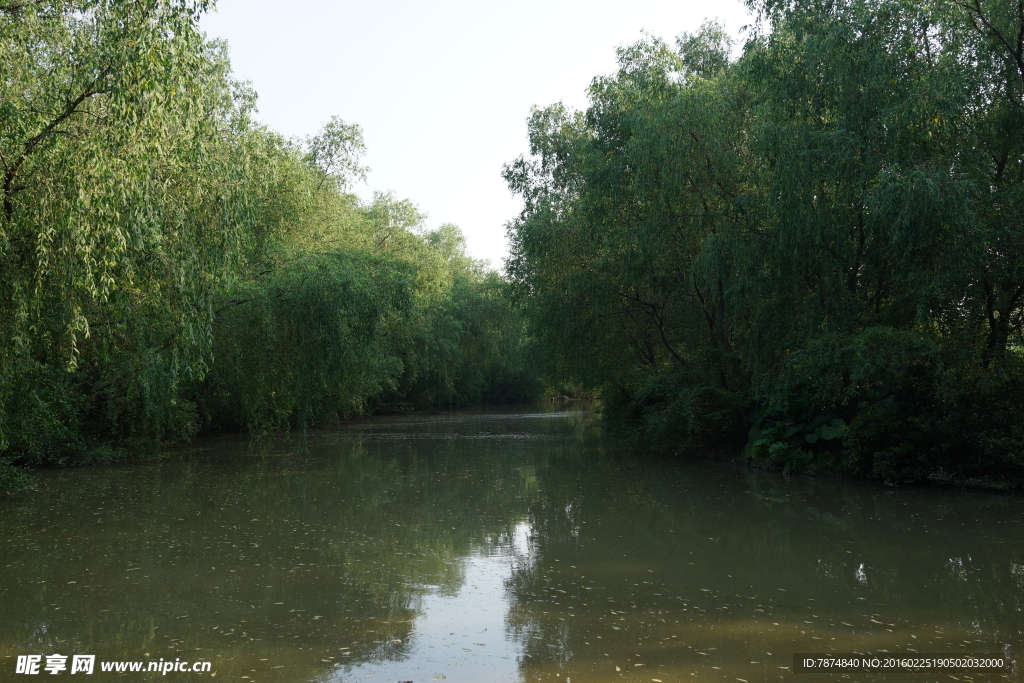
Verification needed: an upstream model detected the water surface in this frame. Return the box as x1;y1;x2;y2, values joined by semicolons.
1;403;1022;681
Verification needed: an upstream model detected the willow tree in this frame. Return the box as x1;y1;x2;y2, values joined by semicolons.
200;139;538;435
738;0;1024;479
0;0;267;461
505;23;754;446
507;0;1024;482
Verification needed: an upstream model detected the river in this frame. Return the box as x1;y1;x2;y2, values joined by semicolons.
1;402;1021;681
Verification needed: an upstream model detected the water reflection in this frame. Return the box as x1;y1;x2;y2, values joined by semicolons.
0;402;1021;682
332;522;534;682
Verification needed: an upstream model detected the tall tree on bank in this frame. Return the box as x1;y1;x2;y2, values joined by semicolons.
506;1;1024;484
1;0;264;462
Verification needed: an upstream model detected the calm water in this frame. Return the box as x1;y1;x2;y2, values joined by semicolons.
1;403;1022;682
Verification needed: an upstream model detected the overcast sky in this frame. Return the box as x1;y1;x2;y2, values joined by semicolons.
200;0;754;269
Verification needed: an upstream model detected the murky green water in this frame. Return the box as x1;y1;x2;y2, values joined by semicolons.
1;403;1022;682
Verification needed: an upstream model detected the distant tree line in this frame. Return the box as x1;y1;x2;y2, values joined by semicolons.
505;0;1024;485
0;0;539;489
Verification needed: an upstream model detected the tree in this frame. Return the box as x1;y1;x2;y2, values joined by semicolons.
0;0;263;459
304;116;368;192
506;2;1024;482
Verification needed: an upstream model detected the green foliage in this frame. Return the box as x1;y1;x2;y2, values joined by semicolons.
200;180;541;435
200;250;414;437
1;360;86;464
0;1;540;489
1;0;255;471
303;116;368;192
506;1;1024;485
843;360;1024;485
602;372;747;452
372;228;541;411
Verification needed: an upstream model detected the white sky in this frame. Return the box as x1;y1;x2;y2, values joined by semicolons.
200;0;754;270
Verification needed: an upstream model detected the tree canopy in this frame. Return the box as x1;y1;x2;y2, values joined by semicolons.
505;0;1024;484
